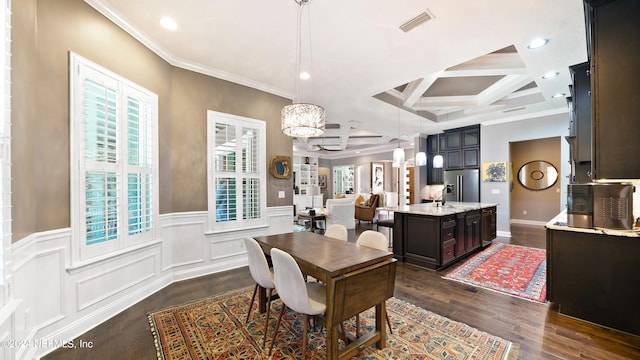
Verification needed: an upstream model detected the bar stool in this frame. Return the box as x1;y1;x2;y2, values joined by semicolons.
375;219;394;248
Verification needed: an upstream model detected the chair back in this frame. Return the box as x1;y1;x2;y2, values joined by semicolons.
271;248;317;314
356;230;388;251
324;224;348;241
244;237;274;289
369;194;380;208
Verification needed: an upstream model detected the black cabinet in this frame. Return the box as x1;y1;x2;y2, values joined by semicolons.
394;207;496;270
446;151;462;170
585;0;640;179
569;62;591;163
567;62;592;183
426;135;443;184
442;125;480;171
481;206;496;246
465;210;482;252
547;227;640;335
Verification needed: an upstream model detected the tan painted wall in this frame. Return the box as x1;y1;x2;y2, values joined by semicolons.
509;137;562;222
11;0;292;242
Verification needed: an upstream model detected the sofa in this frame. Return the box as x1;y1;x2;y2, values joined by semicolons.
324;198;355;230
355;193;380;223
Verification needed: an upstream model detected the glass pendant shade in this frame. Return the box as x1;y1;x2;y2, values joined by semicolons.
281;103;325;137
433;154;444;168
392;147;405;167
415;151;427;166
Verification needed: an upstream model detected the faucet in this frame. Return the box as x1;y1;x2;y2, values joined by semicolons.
441;185;453;206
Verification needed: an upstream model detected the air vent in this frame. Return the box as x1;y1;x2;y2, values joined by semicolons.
400;10;434;33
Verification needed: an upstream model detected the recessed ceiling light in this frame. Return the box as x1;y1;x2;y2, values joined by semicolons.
160;17;177;31
527;38;548;49
299;71;311;80
552;93;566;98
542;71;559;79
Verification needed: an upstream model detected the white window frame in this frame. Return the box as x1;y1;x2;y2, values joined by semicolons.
207;111;267;232
0;0;11;306
69;52;159;265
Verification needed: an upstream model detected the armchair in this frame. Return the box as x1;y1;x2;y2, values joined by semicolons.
324;198;355;230
355;194;380;223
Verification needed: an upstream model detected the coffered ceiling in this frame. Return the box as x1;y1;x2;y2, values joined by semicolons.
86;0;588;158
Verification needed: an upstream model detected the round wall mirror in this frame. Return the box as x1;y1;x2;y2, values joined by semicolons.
269;156;291;179
517;160;558;191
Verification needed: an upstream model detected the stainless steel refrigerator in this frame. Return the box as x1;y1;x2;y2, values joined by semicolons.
444;169;480;203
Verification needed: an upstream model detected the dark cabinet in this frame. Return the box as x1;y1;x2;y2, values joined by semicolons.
442;125;480;171
567;62;592;183
426;135;443;184
481;206;496;246
547;227;640;335
445;131;461;150
463;148;479;168
394;207;496;270
465;210;482;252
462;127;479;147
426;125;479;182
585;0;640;179
446;151;462;170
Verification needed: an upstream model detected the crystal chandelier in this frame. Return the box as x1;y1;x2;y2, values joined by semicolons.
281;0;325;137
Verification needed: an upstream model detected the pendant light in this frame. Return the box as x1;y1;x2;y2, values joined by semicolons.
281;0;325;137
392;96;405;167
415;116;427;166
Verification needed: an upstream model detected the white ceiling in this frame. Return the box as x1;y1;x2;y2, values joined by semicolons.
86;0;588;158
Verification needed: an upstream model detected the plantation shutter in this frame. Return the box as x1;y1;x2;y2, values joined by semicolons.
208;111;266;230
71;52;158;262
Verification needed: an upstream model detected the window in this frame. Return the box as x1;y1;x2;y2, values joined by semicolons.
70;53;158;263
207;111;266;231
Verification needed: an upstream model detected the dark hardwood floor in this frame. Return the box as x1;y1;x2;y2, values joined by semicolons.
45;223;640;359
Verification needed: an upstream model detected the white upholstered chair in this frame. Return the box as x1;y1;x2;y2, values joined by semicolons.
324;198;355;230
324;223;348;241
243;237;276;348
354;231;393;335
268;248;327;360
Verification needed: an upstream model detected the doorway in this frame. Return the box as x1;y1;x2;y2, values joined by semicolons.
509;137;562;224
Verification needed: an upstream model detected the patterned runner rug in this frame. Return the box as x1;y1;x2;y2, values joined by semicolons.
149;287;518;359
443;242;547;303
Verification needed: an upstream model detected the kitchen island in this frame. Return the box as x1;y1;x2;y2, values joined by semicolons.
385;202;497;270
546;212;640;336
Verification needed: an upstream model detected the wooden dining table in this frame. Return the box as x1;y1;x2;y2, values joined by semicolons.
253;231;397;360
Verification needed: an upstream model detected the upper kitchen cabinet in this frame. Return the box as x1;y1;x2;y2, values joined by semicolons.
426;135;444;185
568;62;592;183
443;125;480;171
585;0;640;179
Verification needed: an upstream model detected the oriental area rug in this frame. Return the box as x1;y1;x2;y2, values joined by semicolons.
443;242;547;303
149;287;518;360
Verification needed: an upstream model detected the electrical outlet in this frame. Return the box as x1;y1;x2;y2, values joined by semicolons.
278;191;285;198
523;210;528;215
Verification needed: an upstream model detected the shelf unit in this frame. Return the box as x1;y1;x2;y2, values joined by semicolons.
293;155;318;189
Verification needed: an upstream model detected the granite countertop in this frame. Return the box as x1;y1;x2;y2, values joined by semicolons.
379;202;498;217
546;211;640;237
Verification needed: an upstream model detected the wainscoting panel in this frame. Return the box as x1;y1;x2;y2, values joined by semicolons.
7;207;290;360
76;254;156;311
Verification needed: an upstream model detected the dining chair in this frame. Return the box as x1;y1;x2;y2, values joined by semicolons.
268;248;327;360
243;237;276;348
324;223;348;241
355;230;393;335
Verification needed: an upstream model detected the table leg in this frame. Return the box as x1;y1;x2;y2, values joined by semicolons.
376;303;386;349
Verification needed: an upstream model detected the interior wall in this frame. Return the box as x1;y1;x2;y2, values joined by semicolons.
481;113;570;235
509;137;562;222
11;0;291;241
